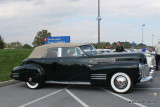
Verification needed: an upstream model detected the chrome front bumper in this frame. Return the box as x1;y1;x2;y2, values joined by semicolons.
140;69;154;82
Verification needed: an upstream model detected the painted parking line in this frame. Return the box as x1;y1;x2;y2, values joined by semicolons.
98;87;160;90
100;88;147;107
19;88;64;107
65;89;89;107
134;88;160;90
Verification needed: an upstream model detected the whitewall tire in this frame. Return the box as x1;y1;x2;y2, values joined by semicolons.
26;81;39;89
25;75;41;89
110;72;132;93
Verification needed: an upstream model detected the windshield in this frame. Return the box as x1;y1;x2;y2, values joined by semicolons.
80;45;98;55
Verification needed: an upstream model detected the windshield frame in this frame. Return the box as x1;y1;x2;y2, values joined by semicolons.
80;45;98;55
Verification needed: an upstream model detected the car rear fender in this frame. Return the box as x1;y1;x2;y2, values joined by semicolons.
12;64;45;82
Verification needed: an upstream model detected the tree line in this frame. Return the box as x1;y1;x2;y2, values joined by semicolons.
0;36;32;49
0;30;51;49
0;30;152;49
93;42;149;49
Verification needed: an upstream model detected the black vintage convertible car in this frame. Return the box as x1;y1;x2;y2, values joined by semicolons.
11;43;154;93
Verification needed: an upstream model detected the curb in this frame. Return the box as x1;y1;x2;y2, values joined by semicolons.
0;80;21;87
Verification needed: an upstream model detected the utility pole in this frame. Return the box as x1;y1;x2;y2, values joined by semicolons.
97;0;102;44
142;24;145;45
152;34;154;47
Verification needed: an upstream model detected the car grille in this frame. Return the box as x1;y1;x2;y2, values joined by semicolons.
139;64;149;78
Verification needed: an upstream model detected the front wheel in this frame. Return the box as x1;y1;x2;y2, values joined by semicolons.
110;72;133;93
25;74;41;89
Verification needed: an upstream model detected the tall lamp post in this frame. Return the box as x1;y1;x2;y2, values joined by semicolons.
97;0;102;44
142;24;145;45
152;34;154;47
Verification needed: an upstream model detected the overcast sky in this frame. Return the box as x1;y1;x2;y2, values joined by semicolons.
0;0;160;46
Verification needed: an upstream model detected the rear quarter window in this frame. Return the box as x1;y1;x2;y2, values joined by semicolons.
45;48;58;58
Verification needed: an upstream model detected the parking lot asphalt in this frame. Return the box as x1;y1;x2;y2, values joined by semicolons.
0;71;160;107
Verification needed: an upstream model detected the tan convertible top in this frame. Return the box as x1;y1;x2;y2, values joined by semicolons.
28;43;87;58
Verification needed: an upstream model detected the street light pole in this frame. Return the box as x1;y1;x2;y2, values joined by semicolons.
142;24;145;45
152;34;154;47
97;0;101;44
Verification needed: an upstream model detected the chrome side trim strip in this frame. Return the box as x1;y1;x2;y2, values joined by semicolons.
91;74;106;80
91;76;106;77
91;78;106;80
91;74;106;75
45;81;90;85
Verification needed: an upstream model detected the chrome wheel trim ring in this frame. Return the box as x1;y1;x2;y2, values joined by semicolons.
114;76;128;89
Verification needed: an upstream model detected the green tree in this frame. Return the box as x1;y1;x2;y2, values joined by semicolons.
22;44;32;49
32;30;51;47
10;41;22;48
112;42;117;49
121;41;132;49
0;35;5;49
106;42;111;46
5;42;22;48
136;43;146;49
93;42;111;49
112;41;132;49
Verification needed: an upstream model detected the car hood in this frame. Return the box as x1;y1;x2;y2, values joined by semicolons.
89;52;147;64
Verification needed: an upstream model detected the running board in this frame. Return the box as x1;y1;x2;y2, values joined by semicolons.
45;81;90;85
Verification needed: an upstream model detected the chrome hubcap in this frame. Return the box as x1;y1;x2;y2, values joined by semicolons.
28;77;37;86
114;76;128;89
28;78;32;82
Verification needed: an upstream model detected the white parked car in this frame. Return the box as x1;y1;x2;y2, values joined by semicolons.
96;49;113;54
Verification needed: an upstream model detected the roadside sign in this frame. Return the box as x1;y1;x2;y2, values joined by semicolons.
44;36;70;44
132;42;137;47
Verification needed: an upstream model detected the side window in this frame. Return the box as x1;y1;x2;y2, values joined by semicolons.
76;47;84;56
62;47;83;57
45;48;58;58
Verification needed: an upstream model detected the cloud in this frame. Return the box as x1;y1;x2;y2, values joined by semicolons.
0;0;160;45
1;0;160;19
90;0;160;19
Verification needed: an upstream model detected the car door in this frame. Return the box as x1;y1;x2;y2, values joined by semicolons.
58;47;90;81
43;48;60;80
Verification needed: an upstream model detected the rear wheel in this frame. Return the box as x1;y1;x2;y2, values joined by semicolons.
110;72;133;93
25;74;41;89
